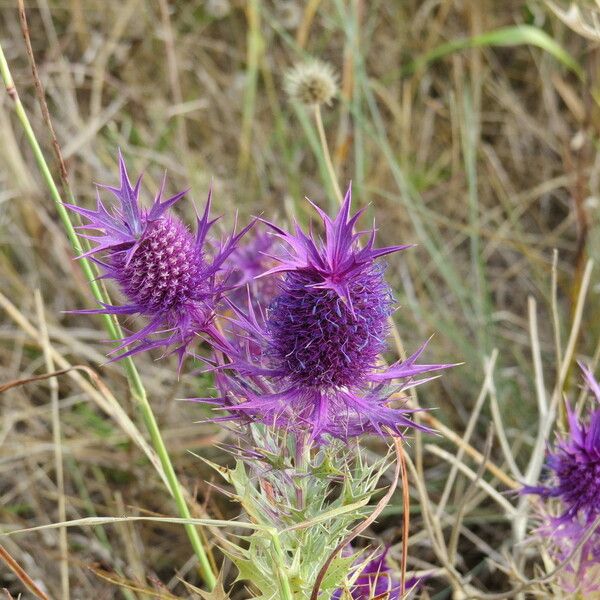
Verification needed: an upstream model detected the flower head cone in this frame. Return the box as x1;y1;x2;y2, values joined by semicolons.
218;185;452;441
68;152;250;363
524;364;600;523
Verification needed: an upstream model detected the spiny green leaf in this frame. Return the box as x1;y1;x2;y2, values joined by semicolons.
226;554;278;597
311;453;345;477
321;554;357;591
182;570;230;599
283;498;370;532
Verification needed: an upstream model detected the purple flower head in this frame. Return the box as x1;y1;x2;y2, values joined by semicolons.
523;365;600;593
217;185;452;441
524;364;600;523
69;152;250;363
332;547;424;600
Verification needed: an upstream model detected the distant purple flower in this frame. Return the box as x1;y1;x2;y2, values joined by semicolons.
524;364;600;523
217;185;451;441
332;547;424;599
229;229;279;309
524;365;600;593
69;151;250;363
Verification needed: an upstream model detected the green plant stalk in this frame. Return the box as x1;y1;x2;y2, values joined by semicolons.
293;102;338;209
314;104;343;206
460;88;491;355
0;42;216;590
269;529;294;600
238;0;262;174
293;432;310;510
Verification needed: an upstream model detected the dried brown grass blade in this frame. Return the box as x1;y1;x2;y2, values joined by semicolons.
34;290;69;600
296;0;322;48
0;545;50;600
88;565;179;600
399;441;409;596
1;367;83;393
0;365;107;395
17;0;69;188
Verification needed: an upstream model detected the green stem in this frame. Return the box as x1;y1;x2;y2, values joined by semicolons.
294;433;309;510
0;42;216;590
313;104;343;206
269;529;294;600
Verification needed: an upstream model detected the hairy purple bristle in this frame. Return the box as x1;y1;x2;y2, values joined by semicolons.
267;265;392;389
548;441;600;519
229;229;279;309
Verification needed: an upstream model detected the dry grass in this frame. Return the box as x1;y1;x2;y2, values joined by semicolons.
1;1;599;598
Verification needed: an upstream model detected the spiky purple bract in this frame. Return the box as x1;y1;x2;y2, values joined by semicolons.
217;185;451;441
68;152;249;362
332;547;423;600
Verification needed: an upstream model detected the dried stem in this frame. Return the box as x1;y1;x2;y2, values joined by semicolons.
419;410;519;490
436;350;499;517
399;442;410;596
0;545;50;600
552;259;593;430
425;444;517;516
447;429;493;565
34;290;69;600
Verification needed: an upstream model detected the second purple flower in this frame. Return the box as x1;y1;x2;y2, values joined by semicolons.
69;152;250;364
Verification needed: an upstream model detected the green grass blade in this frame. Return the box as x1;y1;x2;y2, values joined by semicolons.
406;25;583;79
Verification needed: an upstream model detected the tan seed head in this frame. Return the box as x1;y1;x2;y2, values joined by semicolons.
285;60;338;107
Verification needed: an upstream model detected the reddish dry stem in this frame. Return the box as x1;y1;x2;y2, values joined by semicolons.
0;545;50;600
17;0;70;185
399;441;410;596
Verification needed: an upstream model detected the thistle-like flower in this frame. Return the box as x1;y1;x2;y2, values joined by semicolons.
285;60;338;106
524;364;600;522
524;365;600;594
69;152;249;363
333;547;423;600
218;185;450;441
